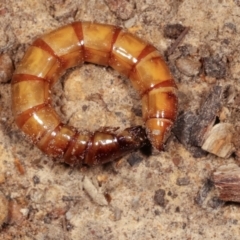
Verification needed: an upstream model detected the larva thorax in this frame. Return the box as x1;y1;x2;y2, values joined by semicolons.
11;22;178;166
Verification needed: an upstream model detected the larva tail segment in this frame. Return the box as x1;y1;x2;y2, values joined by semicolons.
143;86;178;151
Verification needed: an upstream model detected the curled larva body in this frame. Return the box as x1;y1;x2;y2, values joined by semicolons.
11;22;178;166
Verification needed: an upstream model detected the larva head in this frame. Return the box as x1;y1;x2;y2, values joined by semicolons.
145;118;173;151
82;126;148;166
117;126;148;153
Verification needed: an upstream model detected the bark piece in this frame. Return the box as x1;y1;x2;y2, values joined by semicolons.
212;164;240;202
202;123;235;158
166;26;190;56
173;86;224;158
190;86;223;146
172;111;207;158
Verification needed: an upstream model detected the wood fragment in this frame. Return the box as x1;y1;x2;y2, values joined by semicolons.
173;86;235;158
173;111;197;146
172;111;207;158
202;123;235;158
190;86;223;146
167;27;190;56
83;176;108;206
212;164;240;202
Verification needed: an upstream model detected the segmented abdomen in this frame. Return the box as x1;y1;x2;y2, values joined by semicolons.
11;22;178;166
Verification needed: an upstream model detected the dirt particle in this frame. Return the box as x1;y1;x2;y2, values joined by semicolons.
207;197;224;209
153;189;166;207
203;56;226;79
164;24;186;39
172;156;182;167
127;152;144;166
104;0;135;20
154;209;160;215
195;179;213;205
113;207;122;221
234;0;240;6
176;177;190;186
33;175;40;185
175;56;202;77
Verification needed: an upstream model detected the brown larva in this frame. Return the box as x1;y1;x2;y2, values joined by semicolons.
11;22;178;166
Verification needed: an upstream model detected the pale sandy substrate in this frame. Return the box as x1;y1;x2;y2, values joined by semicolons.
1;0;240;239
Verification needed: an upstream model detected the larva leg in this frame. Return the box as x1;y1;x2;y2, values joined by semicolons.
11;21;177;166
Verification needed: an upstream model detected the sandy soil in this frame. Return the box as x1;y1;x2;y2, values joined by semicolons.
1;0;240;239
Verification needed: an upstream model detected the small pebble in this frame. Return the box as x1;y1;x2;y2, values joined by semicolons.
20;208;29;217
176;177;190;186
131;196;140;210
204;76;217;84
8;200;24;225
83;176;108;206
127;153;144;166
163;24;186;39
234;0;240;7
113;207;122;221
104;0;134;20
124;16;137;29
172;156;182;167
33;175;40;185
154;209;161;215
153;189;166;207
207;197;224;209
29;188;45;203
175;56;201;77
203;56;226;79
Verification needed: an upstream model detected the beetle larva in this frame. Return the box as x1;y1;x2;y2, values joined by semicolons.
11;22;178;166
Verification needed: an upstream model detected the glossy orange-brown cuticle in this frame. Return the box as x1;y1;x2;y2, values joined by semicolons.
11;21;178;165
